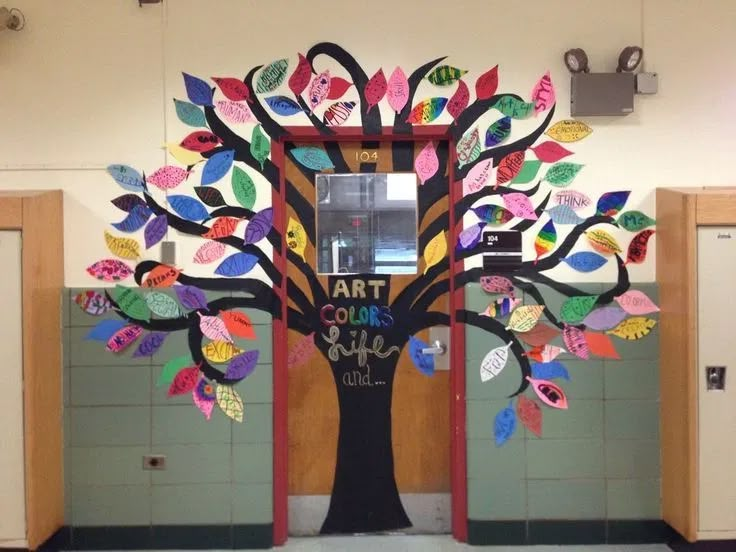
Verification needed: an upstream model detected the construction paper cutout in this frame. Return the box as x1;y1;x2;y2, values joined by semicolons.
323;101;357;126
406;98;447;124
144;215;168;249
480;297;521;318
606;317;657;340
512;160;542;184
472;204;514;226
86;259;134;282
544;162;584;187
480;275;515;296
532;361;570;381
426;65;467;86
387;67;410;113
485;116;511;148
194;186;227;208
555;190;591;211
212;77;251;102
180;130;221;153
216;100;256;124
289;53;312;97
215;252;259;277
112;204;152;233
244;208;273;245
290;147;335;170
104;231;140;260
250;125;270;169
174;98;207;127
506;305;545;332
147;165;189;190
463;159;495;196
545;119;593;143
563;324;589;359
115;285;151;321
198;312;233;342
546;204;584;225
626;229;655;265
106;325;143;353
327;77;353;100
217;385;244;422
145;292;182;319
168;365;201;396
175;285;208;310
182;72;214;106
518;322;559;347
617;211;656;232
265;95;303;116
364;68;387;112
221;310;257;339
193;378;216;419
531;71;555;114
226;350;259;381
527;376;568;409
503;193;538;220
111;194;147;213
596;191;630;216
415;142;439;185
456;128;481;168
447;79;469;121
534;220;557;263
475;65;499;100
584;331;620;359
409;336;434;376
561;251;607;273
586;229;622;255
75;291;111;316
168;195;209;222
516;395;542;437
560;295;599;324
494;403;516;446
202;341;243;363
456;223;485;251
142;265;180;288
531;141;573;163
494;96;534;119
232;167;257;210
422;232;446;275
288;332;317;369
133;332;168;357
202;216;240;239
496;150;525;187
286;218;307;260
480;341;512;382
86;319;127;342
614;290;660;315
582;306;627;331
255;58;289;93
525;344;565;363
165;143;204;166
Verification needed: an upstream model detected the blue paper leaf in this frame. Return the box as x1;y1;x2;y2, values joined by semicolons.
132;332;168;357
111;194;147;213
107;164;145;192
265;95;303;116
596;191;631;216
174;285;208;310
290;147;335;171
168;195;209;222
144;215;168;249
561;251;608;273
201;149;234;186
531;361;571;381
456;223;485;251
182;72;214;106
408;336;434;376
86;319;127;342
215;252;259;277
244;208;273;245
225;350;259;381
546;204;585;225
485;116;512;147
494;404;517;446
112;204;152;233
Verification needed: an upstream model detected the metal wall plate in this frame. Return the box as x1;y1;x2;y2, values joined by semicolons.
429;326;450;371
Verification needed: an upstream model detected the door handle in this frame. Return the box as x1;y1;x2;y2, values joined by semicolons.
422;340;447;356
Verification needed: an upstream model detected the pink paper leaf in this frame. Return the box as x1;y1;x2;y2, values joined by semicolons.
414;142;439;185
147;166;189;190
308;70;331;111
527;376;568;409
193;241;227;264
503;193;538;220
387;67;409;113
215;100;255;124
198;313;233;342
447;79;469;121
463;159;495;196
530;71;556;114
614;290;660;315
563;324;590;359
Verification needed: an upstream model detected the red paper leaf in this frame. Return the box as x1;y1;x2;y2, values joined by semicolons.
496;150;526;187
212;77;251;102
364;68;387;112
168;365;201;396
180;131;221;153
516;395;542;436
626;229;655;265
517;322;559;347
202;216;240;239
447;79;469;121
584;331;620;359
142;264;181;288
221;310;256;339
563;324;589;359
527;376;569;409
475;65;499;100
288;53;312;97
531;141;574;163
327;77;353;100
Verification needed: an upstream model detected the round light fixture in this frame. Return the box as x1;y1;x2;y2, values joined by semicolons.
617;46;643;72
563;48;589;73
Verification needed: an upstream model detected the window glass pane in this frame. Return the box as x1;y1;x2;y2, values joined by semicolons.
315;173;417;275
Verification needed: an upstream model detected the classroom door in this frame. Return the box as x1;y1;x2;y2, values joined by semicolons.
284;139;451;535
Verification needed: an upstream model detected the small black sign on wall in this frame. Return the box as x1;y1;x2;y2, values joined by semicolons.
482;230;522;274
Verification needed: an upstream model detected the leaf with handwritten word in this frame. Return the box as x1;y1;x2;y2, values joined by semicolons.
506;305;545;332
288;332;316;369
157;355;193;386
202;216;239;240
544;162;584;187
561;251;607;273
106;325;143;353
112;204;152;233
480;342;512;382
327;76;353;100
456;223;485;252
143;215;168;250
226;350;259;382
475;64;499;100
494;96;534;119
595;191;631;216
387;67;410;113
546;204;584;225
364;68;387;112
175;285;208;310
290;146;335;171
563;324;589;359
147;165;189;190
517;395;542;437
626;229;655;265
308;71;331;111
74;290;111;316
216;100;256;124
472;204;514;226
531;71;555;114
555;190;591;211
174;99;207;127
182;72;213;106
494;403;517;447
256;58;289;93
168;365;201;396
463;159;495;196
168;195;209;222
423;231;447;274
212;77;251;102
221;310;257;340
201;149;235;185
215;252;259;277
286;217;307;260
104;231;140;260
512;160;542;184
193;187;226;208
406;98;447;124
198;313;232;342
232;166;257;210
545;119;593;142
323;101;356;126
250;125;270;169
503;193;538;220
111;194;147;213
586;229;622;255
456;127;481;167
534;220;557;263
480;297;520;318
86;319;127;342
582;306;627;331
485;116;511;147
532;361;570;381
180;130;221;153
86;259;134;282
244;207;273;245
165;143;204;166
525;344;565;363
265;95;302;117
480;275;515;296
114;285;151;321
527;376;568;409
617;210;656;232
531;141;573;163
415;142;439;185
217;384;244;422
202;341;243;364
289;53;311;96
560;295;599;324
107;164;145;192
447;79;469;121
584;331;620;359
145;292;181;319
518;322;559;347
142;265;180;288
133;332;168;358
614;290;659;315
607;317;657;340
409;336;435;376
496;150;525;187
427;65;467;86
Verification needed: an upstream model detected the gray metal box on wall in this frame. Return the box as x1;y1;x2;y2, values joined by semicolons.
570;73;635;116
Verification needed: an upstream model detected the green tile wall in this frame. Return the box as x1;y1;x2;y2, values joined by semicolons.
465;282;660;523
64;288;273;528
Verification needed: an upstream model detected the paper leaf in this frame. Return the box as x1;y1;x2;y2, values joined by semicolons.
415;141;439;185
563;324;589;359
86;319;127;342
288;53;311;96
168;365;201;396
147;165;189;190
86;259;134;282
226;350;259;381
555;190;591;211
221;310;257;339
180;130;221;153
406;98;447;124
472;204;514;226
517;322;559;347
485;116;511;148
323;101;356;126
480;297;520;318
144;215;168;249
534;220;557;262
545;119;593;142
456;128;481;167
104;231;140;260
212;77;251;102
364;68;387;112
115;285;151;321
447;79;469;121
256;58;289;93
586;229;622;255
286;217;307;260
456;223;485;251
531;71;555;114
175;286;208;310
216;385;244;422
157;354;193;386
422;231;446;275
201;149;234;185
496;150;525;187
193;378;216;419
561;251;608;273
290;146;335;171
244;207;274;244
111;204;151;233
202;216;239;239
584;331;620;359
165;143;204;165
544;162;584;187
327;76;353;100
532;361;570;381
494;404;517;447
111;194;147;213
74;291;111;316
142;264;180;288
516;395;542;437
215;252;259;277
606;317;657;340
193;186;227;208
614;290;660;315
531;141;573;163
232;167;257;210
202;341;243;364
265;95;303;116
582;306;627;331
182;72;213;106
198;312;232;342
560;295;599;325
288;333;317;369
494;96;534;119
475;65;499;100
512;160;542;184
426;65;467;86
525;344;565;363
547;204;585;225
596;191;631;216
480;275;515;296
503;193;538;220
506;305;545;332
480;342;512;382
527;376;568;409
216;100;255;124
409;336;434;376
626;229;655;265
387;67;410;113
617;210;656;232
173;99;207;127
133;332;168;358
145;292;182;319
168;195;209;222
250;125;270;169
106;325;143;353
463;159;495;196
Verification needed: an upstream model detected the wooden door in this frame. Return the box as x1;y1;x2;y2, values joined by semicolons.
284;139;451;535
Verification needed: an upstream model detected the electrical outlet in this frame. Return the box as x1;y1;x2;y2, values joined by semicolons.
143;454;166;470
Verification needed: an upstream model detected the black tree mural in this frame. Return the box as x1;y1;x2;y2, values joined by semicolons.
81;43;658;535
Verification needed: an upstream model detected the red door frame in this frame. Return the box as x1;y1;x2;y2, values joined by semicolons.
270;126;467;545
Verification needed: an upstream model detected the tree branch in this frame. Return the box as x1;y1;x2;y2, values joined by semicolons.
408;311;450;334
454;181;542;222
243;66;288;141
392;56;447;135
411;279;449;315
287;276;319;320
288;306;314;336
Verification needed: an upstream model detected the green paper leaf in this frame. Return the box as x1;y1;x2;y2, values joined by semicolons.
494;96;534;119
426;65;468;86
560;295;600;324
232;167;257;210
617;210;656;232
255;58;289;93
173;99;207;128
158;355;193;386
250;125;270;169
512;160;543;184
145;291;182;319
114;285;151;321
544;162;584;187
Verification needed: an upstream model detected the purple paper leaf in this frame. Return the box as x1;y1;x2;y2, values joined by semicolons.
174;285;208;310
133;332;168;357
111;194;147;213
582;306;628;331
144;215;168;249
456;223;485;251
244;208;273;245
225;350;259;381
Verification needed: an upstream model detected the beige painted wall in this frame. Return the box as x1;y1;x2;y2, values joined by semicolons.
0;0;733;285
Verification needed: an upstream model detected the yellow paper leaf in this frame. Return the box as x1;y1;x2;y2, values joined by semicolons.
423;231;447;275
505;305;545;332
606;317;657;340
165;142;204;166
286;217;307;261
202;341;243;363
586;229;622;255
544;119;593;143
216;385;244;422
104;231;141;260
